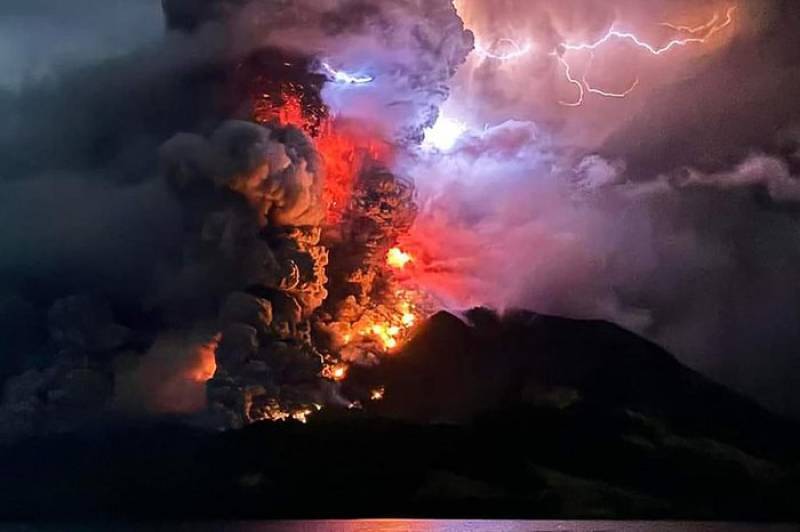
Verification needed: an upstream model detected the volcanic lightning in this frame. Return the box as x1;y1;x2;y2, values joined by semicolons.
560;6;737;56
472;5;738;107
475;38;533;61
423;115;468;151
320;62;374;85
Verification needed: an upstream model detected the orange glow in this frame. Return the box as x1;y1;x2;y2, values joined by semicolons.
342;295;422;353
370;387;385;401
323;361;350;382
254;88;391;224
189;334;220;383
274;94;306;129
315;124;390;224
291;408;314;424
366;323;400;350
387;247;413;269
254;399;323;424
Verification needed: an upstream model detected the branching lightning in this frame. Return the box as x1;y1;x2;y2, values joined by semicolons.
582;53;640;99
554;55;585;107
320;62;374;85
560;6;737;57
660;12;722;35
473;5;737;107
553;52;642;107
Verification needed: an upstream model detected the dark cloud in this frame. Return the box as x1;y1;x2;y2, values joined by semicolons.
0;0;163;90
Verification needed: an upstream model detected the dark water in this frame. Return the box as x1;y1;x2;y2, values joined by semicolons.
245;522;792;532
219;522;794;532
6;521;792;531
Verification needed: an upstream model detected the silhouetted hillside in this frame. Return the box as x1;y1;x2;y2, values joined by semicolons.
1;310;798;520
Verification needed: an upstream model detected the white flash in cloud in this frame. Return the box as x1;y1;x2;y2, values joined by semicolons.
423;115;468;152
321;62;374;85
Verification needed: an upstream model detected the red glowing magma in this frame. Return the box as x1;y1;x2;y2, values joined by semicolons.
254;90;392;224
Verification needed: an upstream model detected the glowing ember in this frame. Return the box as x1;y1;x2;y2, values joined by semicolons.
387;247;413;269
323;361;349;382
370;387;385;401
254;400;323;424
365;324;399;350
189;334;220;383
346;295;422;353
291;408;314;424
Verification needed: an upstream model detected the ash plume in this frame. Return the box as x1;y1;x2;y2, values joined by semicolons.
0;0;470;440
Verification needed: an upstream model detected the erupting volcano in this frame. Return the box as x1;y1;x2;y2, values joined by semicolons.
4;0;800;521
140;0;474;428
0;0;789;432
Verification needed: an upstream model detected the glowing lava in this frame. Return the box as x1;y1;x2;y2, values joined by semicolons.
336;294;422;354
323;361;349;382
387;247;413;269
368;324;401;350
255;88;390;223
244;68;427;425
370;387;385;401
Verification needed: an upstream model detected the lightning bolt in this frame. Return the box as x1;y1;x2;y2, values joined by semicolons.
320;62;374;85
556;6;736;106
475;38;533;61
582;53;640;99
560;6;737;57
660;12;722;34
554;55;584;107
473;5;737;107
553;51;642;107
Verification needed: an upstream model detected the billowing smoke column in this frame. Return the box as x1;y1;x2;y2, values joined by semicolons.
157;119;333;426
155;0;472;426
0;0;472;439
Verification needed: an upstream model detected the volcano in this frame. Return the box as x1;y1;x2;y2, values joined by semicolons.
4;0;800;525
2;310;798;521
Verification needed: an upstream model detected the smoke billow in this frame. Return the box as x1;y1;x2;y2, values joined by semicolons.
115;331;219;415
0;0;471;440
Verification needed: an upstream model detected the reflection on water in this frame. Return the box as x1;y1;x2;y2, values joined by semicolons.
218;521;794;532
3;521;794;532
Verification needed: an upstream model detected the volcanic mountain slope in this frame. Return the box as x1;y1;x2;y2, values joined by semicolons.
363;309;799;460
2;310;799;520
